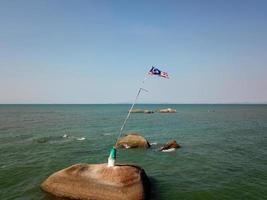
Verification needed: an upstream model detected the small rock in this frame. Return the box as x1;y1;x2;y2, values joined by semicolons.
157;108;176;113
160;140;181;151
116;133;150;148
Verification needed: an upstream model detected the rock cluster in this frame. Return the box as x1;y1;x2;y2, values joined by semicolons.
41;133;181;200
130;108;176;113
115;133;180;152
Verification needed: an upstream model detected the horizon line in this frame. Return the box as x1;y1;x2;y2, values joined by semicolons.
0;102;267;105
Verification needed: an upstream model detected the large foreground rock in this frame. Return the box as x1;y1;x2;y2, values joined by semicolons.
41;163;150;200
160;140;181;151
116;133;150;148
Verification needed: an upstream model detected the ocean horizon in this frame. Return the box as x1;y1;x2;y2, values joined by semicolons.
1;103;267;105
1;104;266;199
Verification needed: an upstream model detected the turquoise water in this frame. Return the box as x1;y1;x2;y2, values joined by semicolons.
0;104;267;200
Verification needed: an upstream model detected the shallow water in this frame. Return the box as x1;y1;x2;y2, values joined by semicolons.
0;104;267;200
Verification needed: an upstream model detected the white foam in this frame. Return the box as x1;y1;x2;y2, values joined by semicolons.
76;137;86;141
162;148;176;152
123;144;131;149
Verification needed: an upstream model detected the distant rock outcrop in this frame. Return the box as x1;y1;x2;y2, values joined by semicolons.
41;163;150;200
160;140;181;151
157;108;177;113
116;133;150;149
143;110;154;114
130;109;146;113
130;108;177;113
130;109;154;114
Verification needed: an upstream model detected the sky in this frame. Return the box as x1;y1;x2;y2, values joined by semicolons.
0;0;267;104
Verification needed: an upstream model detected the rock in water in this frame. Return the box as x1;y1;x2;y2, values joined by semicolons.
143;110;154;114
130;109;154;114
116;133;150;148
160;140;181;151
130;109;145;113
157;108;176;113
41;163;150;200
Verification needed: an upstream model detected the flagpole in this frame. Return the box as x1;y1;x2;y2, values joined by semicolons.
108;72;149;167
115;74;149;144
107;66;169;167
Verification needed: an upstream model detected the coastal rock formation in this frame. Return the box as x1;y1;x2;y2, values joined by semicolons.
130;109;154;114
130;109;146;113
160;140;181;151
116;133;150;148
143;110;154;114
130;108;178;113
41;163;150;200
157;108;177;113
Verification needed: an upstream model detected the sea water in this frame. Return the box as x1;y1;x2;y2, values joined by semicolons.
0;104;266;200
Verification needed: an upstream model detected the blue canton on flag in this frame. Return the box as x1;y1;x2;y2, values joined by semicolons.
148;66;169;78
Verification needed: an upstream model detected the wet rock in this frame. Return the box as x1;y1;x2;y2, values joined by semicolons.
143;110;154;114
130;109;146;113
116;133;150;148
157;108;176;113
160;140;181;151
130;109;154;114
41;163;150;200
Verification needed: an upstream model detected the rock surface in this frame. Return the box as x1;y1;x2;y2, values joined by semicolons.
130;109;154;114
160;140;181;151
130;109;146;113
143;110;154;114
116;133;150;148
157;108;177;113
41;163;150;200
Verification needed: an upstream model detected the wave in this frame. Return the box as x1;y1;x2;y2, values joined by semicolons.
76;137;86;141
161;148;176;152
63;134;86;141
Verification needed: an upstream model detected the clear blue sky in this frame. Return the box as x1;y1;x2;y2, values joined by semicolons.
0;0;266;104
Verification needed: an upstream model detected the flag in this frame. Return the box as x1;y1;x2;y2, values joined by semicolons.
148;66;169;78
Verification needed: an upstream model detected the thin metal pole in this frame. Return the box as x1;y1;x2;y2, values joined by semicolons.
114;74;149;145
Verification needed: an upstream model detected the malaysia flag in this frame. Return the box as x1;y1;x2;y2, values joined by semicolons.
148;66;169;78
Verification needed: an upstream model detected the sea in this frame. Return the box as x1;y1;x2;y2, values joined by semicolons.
0;104;266;200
